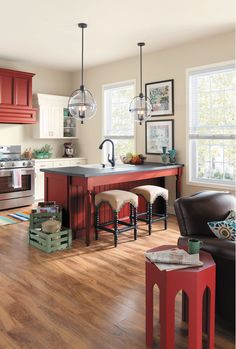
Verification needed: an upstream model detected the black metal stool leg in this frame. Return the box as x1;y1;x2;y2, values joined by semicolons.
146;201;149;222
129;203;133;225
114;211;119;247
148;202;152;235
133;206;137;240
164;199;168;230
95;206;99;240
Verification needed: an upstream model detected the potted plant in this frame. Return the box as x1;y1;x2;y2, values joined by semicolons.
33;144;53;159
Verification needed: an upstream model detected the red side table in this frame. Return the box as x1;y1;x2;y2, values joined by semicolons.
146;245;216;349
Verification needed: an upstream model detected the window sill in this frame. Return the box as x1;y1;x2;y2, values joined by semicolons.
187;180;235;191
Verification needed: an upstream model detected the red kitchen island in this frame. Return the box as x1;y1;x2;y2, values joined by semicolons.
41;163;184;246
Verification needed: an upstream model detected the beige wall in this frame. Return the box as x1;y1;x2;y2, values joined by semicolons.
0;31;234;208
72;30;235;208
0;59;78;158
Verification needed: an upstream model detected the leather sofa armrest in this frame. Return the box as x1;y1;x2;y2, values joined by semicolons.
174;191;236;238
174;200;189;236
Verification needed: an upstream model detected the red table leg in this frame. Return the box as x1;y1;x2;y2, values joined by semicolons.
207;268;216;349
188;286;203;349
176;167;183;198
159;285;175;349
85;189;92;246
146;271;154;347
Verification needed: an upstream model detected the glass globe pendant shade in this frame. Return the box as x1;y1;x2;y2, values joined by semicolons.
129;42;153;125
68;85;97;124
68;23;96;124
129;93;152;125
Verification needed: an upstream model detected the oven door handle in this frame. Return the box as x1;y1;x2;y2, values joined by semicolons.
0;168;35;177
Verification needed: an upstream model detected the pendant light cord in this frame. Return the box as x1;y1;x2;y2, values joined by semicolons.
140;44;142;94
81;26;84;87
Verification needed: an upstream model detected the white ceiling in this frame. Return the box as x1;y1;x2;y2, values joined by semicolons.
0;0;234;71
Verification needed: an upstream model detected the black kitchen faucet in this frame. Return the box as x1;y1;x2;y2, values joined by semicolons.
98;139;115;167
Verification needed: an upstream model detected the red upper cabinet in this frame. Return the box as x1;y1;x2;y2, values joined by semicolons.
0;75;13;105
0;68;37;124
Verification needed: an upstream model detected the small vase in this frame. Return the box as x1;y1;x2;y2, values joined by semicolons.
161;146;168;164
169;149;176;164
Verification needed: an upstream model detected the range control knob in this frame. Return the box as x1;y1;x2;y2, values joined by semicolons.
22;162;26;166
27;161;32;167
0;163;4;167
12;162;15;167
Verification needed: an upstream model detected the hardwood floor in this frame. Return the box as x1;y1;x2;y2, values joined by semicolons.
0;208;234;349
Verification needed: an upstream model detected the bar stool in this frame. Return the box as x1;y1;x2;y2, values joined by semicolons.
95;189;138;247
131;185;168;235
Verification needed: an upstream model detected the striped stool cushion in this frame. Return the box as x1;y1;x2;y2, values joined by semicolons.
131;185;168;204
95;190;138;212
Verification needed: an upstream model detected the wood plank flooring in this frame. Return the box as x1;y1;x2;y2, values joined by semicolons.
0;208;234;349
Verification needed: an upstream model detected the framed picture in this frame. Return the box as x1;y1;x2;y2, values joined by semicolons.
145;79;174;116
145;119;174;155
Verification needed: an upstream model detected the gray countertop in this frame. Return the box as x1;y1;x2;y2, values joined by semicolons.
40;162;184;178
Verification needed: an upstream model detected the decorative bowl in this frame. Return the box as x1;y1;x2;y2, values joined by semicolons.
120;155;146;165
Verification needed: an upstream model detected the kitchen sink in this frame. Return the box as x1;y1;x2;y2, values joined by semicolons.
79;163;135;170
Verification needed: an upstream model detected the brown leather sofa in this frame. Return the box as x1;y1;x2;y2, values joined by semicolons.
174;191;236;328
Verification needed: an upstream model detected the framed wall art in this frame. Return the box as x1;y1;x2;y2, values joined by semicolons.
145;79;174;116
145;119;174;155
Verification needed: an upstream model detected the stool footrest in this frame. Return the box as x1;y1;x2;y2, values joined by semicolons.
96;225;116;234
118;220;134;226
134;213;167;222
152;214;168;222
118;225;137;233
97;220;136;234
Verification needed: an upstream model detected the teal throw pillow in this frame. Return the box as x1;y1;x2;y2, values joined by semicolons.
226;209;236;220
207;219;236;241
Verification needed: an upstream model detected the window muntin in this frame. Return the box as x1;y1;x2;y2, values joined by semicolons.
103;81;135;162
188;64;236;186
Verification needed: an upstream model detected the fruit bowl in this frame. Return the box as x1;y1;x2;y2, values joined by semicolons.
120;153;146;165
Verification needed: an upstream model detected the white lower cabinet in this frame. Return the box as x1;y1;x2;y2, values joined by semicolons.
53;159;71;167
70;158;86;166
34;158;86;201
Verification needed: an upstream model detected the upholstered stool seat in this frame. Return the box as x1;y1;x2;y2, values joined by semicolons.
131;185;168;234
95;190;138;247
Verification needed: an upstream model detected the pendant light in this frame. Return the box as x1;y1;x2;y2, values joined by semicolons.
68;23;96;124
129;42;152;125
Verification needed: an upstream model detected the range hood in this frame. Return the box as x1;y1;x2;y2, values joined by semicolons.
0;68;37;124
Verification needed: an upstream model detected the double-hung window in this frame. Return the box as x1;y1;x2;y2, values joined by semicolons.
103;80;135;162
187;62;236;187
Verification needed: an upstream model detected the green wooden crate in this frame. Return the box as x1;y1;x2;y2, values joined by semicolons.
29;227;72;253
29;211;62;229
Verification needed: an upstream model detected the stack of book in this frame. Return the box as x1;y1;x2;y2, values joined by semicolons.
35;201;60;214
145;248;203;271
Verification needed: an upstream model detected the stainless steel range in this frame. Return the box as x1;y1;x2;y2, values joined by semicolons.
0;145;35;210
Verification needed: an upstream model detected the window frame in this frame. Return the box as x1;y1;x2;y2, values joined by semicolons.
101;79;136;163
186;60;235;189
